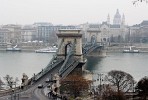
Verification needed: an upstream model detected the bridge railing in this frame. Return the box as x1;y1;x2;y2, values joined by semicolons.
59;55;75;76
60;58;79;78
83;42;103;55
33;39;64;81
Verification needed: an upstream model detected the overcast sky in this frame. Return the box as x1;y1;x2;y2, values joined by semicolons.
0;0;148;25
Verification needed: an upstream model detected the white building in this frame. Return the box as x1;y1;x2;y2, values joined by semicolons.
130;20;148;43
0;29;11;43
2;24;22;44
21;25;37;42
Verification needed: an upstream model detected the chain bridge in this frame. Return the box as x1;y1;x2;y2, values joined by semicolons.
34;29;104;80
0;29;105;100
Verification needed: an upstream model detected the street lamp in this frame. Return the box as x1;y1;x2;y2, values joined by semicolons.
10;81;20;100
11;89;14;100
97;73;104;95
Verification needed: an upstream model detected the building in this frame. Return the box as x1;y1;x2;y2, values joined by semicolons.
0;29;11;43
113;9;122;25
21;25;37;42
2;24;22;45
130;20;148;43
82;9;129;44
34;22;54;43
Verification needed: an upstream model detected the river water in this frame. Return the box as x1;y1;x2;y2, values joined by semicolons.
0;51;54;83
0;51;148;83
86;53;148;82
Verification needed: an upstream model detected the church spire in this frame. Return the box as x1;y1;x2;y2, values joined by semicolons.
107;14;110;24
121;13;125;25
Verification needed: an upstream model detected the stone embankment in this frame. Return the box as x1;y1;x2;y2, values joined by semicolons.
106;43;148;53
1;43;148;53
0;46;44;52
0;44;48;52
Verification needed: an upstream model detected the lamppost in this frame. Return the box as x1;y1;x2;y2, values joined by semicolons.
11;88;14;100
97;73;104;96
10;80;20;100
11;82;17;100
132;80;136;100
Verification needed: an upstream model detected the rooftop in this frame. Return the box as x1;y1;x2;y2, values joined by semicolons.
140;20;148;26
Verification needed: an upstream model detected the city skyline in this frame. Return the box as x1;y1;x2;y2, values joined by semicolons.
0;0;148;26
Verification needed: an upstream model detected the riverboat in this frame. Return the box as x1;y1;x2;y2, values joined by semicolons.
35;46;58;53
6;45;21;51
123;46;139;53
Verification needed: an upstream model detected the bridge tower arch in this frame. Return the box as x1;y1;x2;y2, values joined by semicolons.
65;42;71;58
87;29;101;44
57;29;83;61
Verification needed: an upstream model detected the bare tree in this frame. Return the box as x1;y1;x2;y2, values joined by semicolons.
133;0;148;5
0;78;4;89
60;74;92;98
135;76;148;100
106;70;135;94
3;75;14;89
101;84;126;100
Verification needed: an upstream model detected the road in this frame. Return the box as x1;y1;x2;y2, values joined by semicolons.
0;61;63;100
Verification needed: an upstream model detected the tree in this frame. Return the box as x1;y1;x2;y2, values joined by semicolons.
106;70;135;94
60;74;92;98
135;76;148;100
133;0;148;5
101;84;126;100
3;75;14;89
0;78;4;89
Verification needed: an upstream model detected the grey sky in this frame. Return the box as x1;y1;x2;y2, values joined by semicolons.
0;0;148;25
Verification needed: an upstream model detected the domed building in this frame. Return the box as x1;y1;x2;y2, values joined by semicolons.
113;9;122;25
82;9;129;44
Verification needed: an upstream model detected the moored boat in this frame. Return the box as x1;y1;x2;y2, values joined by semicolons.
123;46;139;53
35;46;58;53
6;45;21;51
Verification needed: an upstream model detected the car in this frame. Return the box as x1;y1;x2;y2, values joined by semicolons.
45;78;50;83
38;84;43;88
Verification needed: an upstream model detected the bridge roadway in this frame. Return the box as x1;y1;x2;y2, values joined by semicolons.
0;60;64;100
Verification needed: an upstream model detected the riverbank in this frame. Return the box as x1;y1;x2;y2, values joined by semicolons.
1;43;148;53
106;43;148;53
0;42;51;52
106;46;148;53
0;46;46;52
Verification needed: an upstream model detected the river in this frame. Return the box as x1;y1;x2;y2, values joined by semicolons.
0;51;54;83
0;51;148;83
86;52;148;82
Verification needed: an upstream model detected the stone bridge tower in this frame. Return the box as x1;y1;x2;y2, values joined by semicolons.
87;28;101;44
56;29;84;62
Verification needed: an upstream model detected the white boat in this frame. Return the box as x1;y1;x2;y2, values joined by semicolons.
123;46;139;53
6;45;21;51
35;46;58;53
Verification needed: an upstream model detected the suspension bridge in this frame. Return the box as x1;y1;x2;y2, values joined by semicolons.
0;29;104;100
